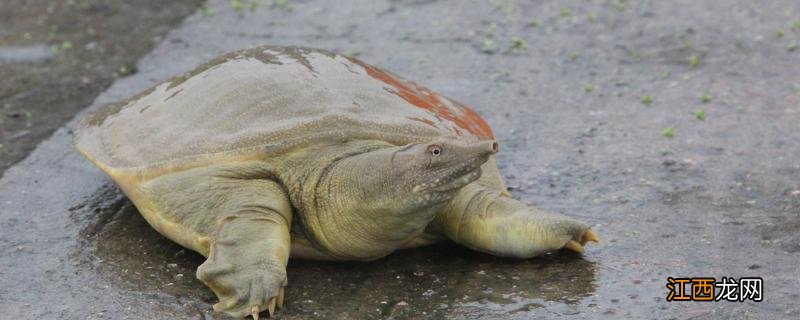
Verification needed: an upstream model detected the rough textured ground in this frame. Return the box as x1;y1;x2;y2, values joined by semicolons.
1;0;799;319
0;0;203;175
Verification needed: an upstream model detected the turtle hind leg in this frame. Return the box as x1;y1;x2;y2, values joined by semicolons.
139;165;293;318
435;160;598;258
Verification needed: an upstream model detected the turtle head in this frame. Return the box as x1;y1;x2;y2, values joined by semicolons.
391;139;498;207
308;138;498;260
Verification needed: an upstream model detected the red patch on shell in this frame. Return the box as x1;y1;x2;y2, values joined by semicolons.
357;61;494;139
406;116;438;128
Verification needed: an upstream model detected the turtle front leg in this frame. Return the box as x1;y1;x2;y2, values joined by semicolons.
434;161;598;258
197;210;290;319
139;167;293;319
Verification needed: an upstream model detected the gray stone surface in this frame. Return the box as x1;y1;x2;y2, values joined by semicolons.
2;0;799;319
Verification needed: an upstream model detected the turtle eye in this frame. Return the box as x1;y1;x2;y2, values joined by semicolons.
428;145;442;156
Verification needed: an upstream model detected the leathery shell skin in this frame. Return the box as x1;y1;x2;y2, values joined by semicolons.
74;45;494;176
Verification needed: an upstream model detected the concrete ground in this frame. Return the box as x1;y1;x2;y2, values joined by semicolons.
1;0;799;319
0;0;203;173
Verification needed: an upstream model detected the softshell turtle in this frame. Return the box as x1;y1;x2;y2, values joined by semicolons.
74;46;598;319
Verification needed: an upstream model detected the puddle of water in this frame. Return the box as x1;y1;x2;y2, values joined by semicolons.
0;45;54;63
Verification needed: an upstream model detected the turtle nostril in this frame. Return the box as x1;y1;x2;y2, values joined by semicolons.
491;141;499;153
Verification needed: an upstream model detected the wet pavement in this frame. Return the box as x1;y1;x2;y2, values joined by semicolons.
1;0;799;319
0;0;203;174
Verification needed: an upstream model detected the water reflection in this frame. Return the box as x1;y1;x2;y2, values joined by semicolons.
286;243;597;318
80;195;597;319
83;199;213;301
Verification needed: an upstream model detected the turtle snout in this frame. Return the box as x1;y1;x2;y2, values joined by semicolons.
457;140;497;173
485;140;499;155
470;140;499;156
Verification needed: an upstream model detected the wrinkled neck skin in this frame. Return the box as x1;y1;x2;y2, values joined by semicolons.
309;144;443;260
282;139;488;261
280;138;495;261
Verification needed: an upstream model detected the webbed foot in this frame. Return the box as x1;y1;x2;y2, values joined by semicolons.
494;206;599;258
441;184;601;258
197;258;287;318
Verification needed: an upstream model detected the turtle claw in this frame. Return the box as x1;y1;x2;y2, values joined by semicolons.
562;240;585;254
251;306;260;320
277;286;285;308
267;297;276;317
563;229;599;254
245;290;284;319
581;229;600;245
